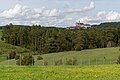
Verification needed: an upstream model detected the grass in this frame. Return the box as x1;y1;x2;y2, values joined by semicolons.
35;47;120;66
0;55;6;62
0;29;120;79
0;64;120;80
0;47;119;66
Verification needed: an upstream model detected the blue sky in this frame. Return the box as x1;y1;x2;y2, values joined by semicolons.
0;0;120;27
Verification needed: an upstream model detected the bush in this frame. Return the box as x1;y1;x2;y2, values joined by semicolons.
65;57;77;65
37;56;43;60
0;51;3;54
16;59;22;65
117;55;120;64
74;44;83;51
54;59;63;65
15;55;20;60
43;61;48;66
16;54;34;65
32;51;39;55
1;37;4;41
7;51;16;59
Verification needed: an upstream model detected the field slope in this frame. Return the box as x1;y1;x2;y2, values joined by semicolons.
35;47;120;65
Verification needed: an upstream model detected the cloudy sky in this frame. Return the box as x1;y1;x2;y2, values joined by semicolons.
0;0;120;27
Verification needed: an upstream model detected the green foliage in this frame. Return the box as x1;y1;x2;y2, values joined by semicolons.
117;55;120;64
74;44;83;51
54;59;63;65
118;39;120;46
7;51;16;59
1;37;4;41
16;54;34;65
98;22;120;28
37;56;43;60
43;61;48;66
15;55;20;60
2;23;120;54
65;57;77;65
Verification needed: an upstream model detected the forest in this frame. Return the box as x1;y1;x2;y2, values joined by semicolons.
1;23;120;54
95;22;120;28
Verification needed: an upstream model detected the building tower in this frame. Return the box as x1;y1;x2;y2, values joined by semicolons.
76;20;81;26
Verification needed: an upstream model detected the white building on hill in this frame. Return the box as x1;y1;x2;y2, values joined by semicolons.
67;21;91;29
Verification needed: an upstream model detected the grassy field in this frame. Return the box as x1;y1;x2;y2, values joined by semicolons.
0;29;120;79
34;47;120;66
0;64;120;80
0;47;119;66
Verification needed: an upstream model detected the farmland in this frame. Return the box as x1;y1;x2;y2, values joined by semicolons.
0;64;120;80
0;28;120;79
1;0;120;80
35;47;119;66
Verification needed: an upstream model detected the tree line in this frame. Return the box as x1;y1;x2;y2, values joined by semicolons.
2;23;120;54
95;22;120;28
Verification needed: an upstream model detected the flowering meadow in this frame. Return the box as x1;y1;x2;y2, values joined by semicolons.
0;64;120;80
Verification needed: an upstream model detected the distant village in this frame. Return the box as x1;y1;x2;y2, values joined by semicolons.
66;21;96;29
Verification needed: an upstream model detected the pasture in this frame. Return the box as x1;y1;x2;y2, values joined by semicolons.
0;64;120;80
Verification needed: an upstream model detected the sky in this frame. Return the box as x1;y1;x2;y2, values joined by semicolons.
0;0;120;27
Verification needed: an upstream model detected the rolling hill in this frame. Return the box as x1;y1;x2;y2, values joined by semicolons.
34;47;120;66
0;47;119;66
0;29;119;66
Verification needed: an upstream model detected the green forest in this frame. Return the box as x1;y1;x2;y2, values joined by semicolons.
1;23;120;54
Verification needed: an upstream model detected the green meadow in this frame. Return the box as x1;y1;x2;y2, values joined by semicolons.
0;64;120;80
0;29;120;80
0;47;119;66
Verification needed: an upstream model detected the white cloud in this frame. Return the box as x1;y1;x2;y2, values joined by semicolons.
0;4;62;26
65;2;95;13
77;11;120;24
2;1;120;27
0;2;95;27
107;13;119;21
54;0;69;4
83;2;95;11
77;17;92;23
98;11;120;21
0;4;61;19
0;4;28;18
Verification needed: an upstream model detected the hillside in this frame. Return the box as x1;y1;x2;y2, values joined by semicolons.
0;47;119;66
35;47;119;66
0;29;33;62
2;24;120;55
0;28;119;65
95;22;120;28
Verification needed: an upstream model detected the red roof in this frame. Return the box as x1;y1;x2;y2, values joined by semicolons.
67;23;91;29
68;26;81;29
